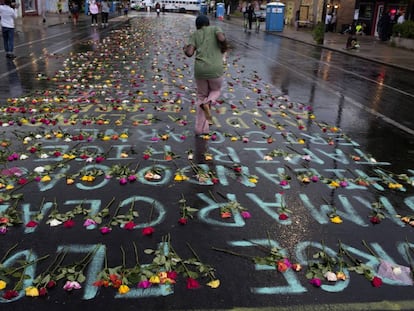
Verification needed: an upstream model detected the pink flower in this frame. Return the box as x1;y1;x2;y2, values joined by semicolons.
279;180;289;186
178;217;188;225
0;226;7;234
143;154;150;160
241;211;251;219
124;221;135;230
100;226;112;234
186;277;200;289
63;280;82;291
63;219;75;228
311;175;319;182
119;177;128;185
339;180;348;187
142;226;155;236
128;175;137;182
83;219;96;227
25;220;38;228
309;278;322;287
138;280;152;289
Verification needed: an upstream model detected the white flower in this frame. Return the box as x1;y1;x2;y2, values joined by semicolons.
86;157;94;163
263;155;273;161
33;166;45;174
392;266;402;275
20;154;29;160
152;174;162;180
48;219;63;227
324;271;338;282
35;134;42;139
39;153;49;159
302;155;311;161
23;137;32;143
369;157;377;163
64;137;72;142
187;154;194;160
284;156;292;161
2;123;9;127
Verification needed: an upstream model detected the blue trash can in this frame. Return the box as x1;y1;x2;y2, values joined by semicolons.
200;3;207;15
265;2;285;32
216;2;225;20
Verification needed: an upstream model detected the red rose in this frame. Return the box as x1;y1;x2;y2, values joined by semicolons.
46;280;57;288
38;287;48;296
63;219;75;228
142;226;155;236
370;216;381;224
371;276;382;288
3;290;18;300
178;218;188;225
279;213;289;220
186;277;200;289
124;221;135;230
25;220;38;228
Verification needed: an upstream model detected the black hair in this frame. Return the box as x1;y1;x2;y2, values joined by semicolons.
195;15;210;29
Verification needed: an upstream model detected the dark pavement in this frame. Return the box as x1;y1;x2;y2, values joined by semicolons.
0;10;413;311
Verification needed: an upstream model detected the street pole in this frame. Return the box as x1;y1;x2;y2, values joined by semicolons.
320;0;328;44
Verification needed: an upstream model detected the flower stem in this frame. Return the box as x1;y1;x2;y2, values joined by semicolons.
211;247;254;260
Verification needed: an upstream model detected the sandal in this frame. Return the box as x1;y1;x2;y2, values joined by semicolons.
200;102;213;125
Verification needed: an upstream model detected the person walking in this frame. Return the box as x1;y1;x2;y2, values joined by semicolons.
101;0;110;27
244;4;254;30
89;0;99;26
69;1;80;25
183;15;228;135
0;0;18;59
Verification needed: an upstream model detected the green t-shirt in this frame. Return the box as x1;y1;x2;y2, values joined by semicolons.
188;26;224;79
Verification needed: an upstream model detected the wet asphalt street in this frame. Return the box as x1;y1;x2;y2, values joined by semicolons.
0;11;413;311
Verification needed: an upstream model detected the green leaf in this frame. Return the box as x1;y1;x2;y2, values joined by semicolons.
77;273;86;283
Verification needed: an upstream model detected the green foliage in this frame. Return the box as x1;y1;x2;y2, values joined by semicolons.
312;22;325;44
393;20;414;39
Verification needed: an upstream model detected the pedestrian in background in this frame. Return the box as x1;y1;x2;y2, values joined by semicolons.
331;13;337;32
101;0;110;27
295;9;300;31
69;1;80;25
244;4;254;30
183;15;228;134
325;12;332;32
377;12;391;41
89;0;99;26
0;0;18;59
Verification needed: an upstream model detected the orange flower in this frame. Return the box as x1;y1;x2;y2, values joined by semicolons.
221;211;232;219
277;260;288;272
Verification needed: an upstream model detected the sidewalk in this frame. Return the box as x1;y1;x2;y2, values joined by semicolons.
15;12;414;72
225;15;414;72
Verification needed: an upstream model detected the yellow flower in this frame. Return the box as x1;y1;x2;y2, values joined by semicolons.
25;286;39;297
149;275;160;284
118;285;130;294
297;139;305;144
230;136;238;141
119;133;128;139
120;152;129;158
329;181;340;188
41;175;51;182
5;184;14;190
66;178;75;185
101;136;111;141
63;154;76;159
388;183;403;189
174;174;188;182
249;177;258;184
206;279;220;288
330;215;343;224
336;271;347;281
0;280;6;290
